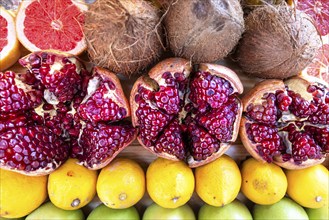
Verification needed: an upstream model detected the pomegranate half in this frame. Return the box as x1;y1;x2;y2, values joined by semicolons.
240;76;329;169
0;51;136;175
130;58;243;167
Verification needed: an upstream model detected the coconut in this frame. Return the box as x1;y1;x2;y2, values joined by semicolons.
164;0;245;63
84;0;164;76
236;5;321;79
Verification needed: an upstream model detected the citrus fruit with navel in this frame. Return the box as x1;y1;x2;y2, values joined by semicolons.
285;164;328;208
241;157;287;205
0;168;47;218
146;157;194;208
195;154;241;206
48;158;97;210
97;158;145;209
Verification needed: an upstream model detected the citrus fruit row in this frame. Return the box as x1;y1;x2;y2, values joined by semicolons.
1;155;328;219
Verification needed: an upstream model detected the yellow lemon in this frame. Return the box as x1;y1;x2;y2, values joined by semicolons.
195;154;241;206
48;158;97;210
97;158;145;209
241;158;287;205
0;169;47;218
146;157;194;209
286;164;328;208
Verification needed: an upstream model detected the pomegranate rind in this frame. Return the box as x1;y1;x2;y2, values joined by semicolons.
242;79;285;111
199;63;244;95
15;0;87;55
187;143;231;168
0;7;20;71
274;156;325;170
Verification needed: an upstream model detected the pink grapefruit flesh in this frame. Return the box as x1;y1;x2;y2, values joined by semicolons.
16;0;87;55
296;0;329;36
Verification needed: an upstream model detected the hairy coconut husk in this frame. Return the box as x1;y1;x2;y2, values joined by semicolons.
164;0;245;63
236;5;321;79
84;0;164;76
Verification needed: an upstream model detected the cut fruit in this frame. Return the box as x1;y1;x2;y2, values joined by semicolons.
300;41;329;84
15;0;87;55
296;0;329;36
0;6;20;71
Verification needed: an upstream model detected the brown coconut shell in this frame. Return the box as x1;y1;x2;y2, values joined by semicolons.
164;0;245;63
84;0;164;76
236;5;321;79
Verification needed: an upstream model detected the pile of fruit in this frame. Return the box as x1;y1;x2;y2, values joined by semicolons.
0;0;328;219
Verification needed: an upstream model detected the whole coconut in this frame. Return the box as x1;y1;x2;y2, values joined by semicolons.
164;0;245;63
236;5;321;79
84;0;164;76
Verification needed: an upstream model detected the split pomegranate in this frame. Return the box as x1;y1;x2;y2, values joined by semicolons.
0;51;136;175
130;58;243;167
240;77;329;169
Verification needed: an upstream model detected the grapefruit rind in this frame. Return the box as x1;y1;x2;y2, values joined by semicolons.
0;7;20;71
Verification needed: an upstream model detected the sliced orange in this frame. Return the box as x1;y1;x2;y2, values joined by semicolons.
0;6;20;71
15;0;87;55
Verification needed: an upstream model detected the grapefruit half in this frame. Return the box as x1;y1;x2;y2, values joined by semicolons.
15;0;87;55
300;36;329;84
0;6;20;71
296;0;329;36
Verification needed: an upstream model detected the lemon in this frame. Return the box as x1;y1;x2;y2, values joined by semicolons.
146;157;194;209
241;158;287;205
195;154;241;207
48;158;97;210
286;164;328;208
97;158;145;209
0;169;47;218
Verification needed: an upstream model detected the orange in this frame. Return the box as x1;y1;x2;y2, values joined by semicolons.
146;157;194;209
48;158;97;210
195;154;241;207
286;164;328;208
0;168;47;218
241;158;287;205
0;7;20;71
97;158;145;209
15;0;87;55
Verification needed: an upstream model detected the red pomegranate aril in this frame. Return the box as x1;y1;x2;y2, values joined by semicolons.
240;77;328;169
135;97;173;147
77;122;136;169
0;71;42;113
154;86;180;114
131;58;243;167
276;90;292;112
246;93;279;125
78;67;130;123
189;71;234;113
20;51;83;103
0;125;69;175
0;112;30;134
305;126;329;152
186;117;220;161
196;97;239;142
154;119;186;160
246;123;283;163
